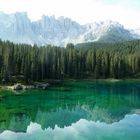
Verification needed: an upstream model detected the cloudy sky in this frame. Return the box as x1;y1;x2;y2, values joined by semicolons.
0;0;139;29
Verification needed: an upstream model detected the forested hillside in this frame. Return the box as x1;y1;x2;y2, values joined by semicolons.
0;39;140;82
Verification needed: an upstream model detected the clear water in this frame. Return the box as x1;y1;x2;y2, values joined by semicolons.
0;81;140;140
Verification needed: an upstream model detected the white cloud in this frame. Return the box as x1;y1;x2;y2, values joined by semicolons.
0;0;139;28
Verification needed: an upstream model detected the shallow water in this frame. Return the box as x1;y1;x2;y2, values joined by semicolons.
0;81;140;140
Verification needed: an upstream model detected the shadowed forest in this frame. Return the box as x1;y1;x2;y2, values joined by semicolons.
0;39;140;82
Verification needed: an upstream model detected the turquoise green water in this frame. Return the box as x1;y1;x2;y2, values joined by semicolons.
0;81;140;140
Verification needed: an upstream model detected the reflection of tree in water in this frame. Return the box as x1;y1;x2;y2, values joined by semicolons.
0;82;140;133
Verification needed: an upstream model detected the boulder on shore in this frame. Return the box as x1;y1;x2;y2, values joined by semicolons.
1;82;50;90
13;84;36;90
13;83;50;90
13;84;23;90
34;83;50;90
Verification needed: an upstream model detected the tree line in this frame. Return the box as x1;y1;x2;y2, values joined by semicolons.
0;39;140;82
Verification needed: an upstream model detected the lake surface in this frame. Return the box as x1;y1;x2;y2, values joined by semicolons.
0;81;140;140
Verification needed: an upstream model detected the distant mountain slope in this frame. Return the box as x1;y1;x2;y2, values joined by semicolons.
0;12;139;46
80;20;135;43
130;28;140;39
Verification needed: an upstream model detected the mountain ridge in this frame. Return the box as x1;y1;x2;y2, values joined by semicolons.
0;12;139;46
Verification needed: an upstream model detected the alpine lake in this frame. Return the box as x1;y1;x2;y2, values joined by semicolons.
0;81;140;140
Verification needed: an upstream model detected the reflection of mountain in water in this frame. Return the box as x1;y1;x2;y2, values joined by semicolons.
0;81;140;133
0;114;140;140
